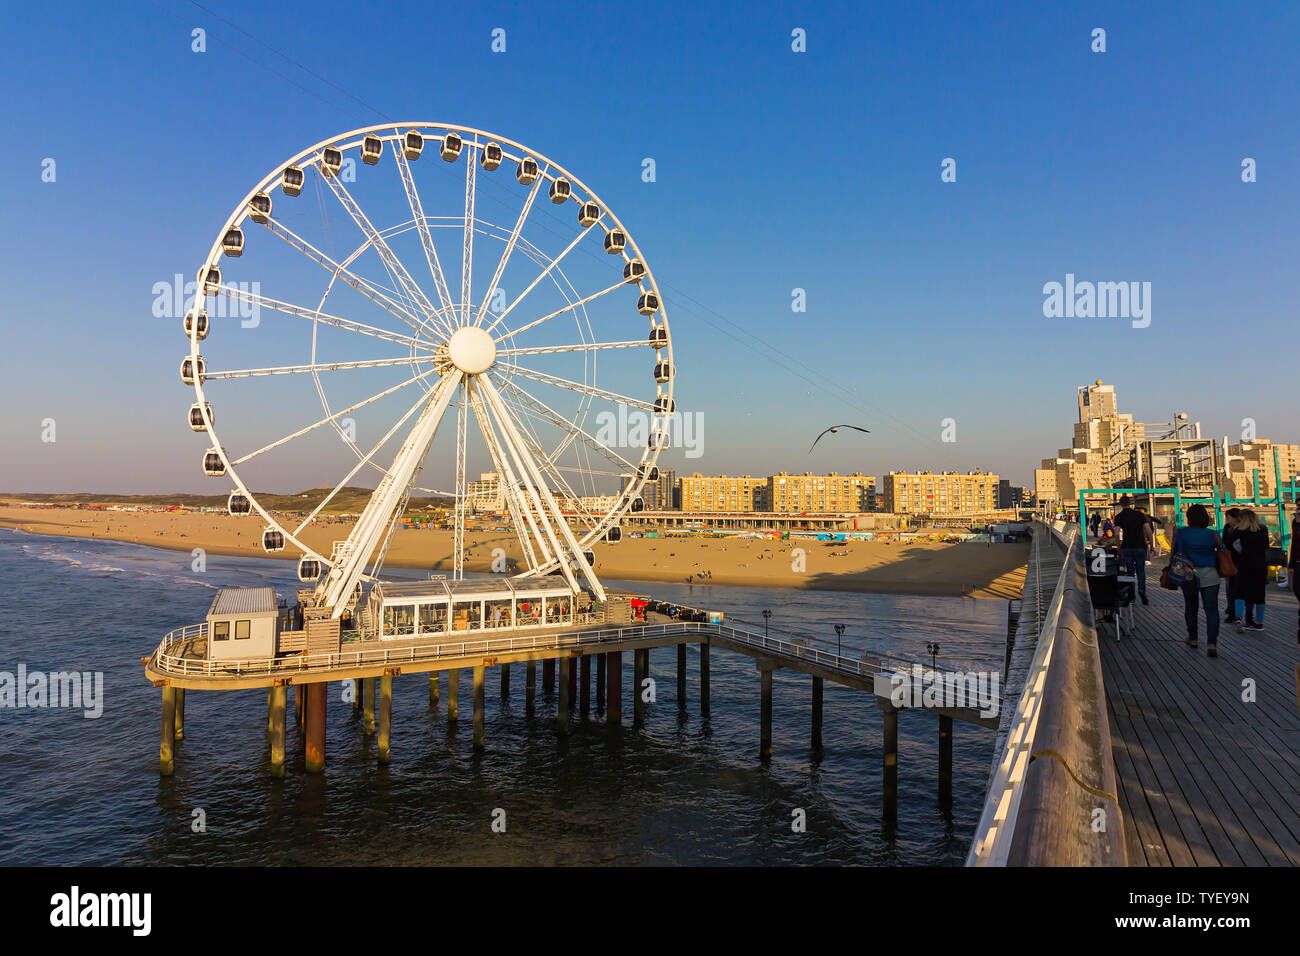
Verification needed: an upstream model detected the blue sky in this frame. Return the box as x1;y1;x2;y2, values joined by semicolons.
2;0;1297;493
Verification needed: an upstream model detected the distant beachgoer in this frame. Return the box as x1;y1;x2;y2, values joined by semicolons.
1230;509;1268;633
1170;504;1223;656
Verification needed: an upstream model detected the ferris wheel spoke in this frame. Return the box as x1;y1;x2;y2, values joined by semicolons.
392;141;456;322
491;372;639;475
259;216;431;337
468;382;546;570
478;377;606;600
316;156;441;332
483;224;596;335
230;368;438;466
494;361;654;412
493;280;628;341
497;339;648;358
291;381;442;536
472;170;545;328
205;355;435;380
460;147;476;328
212;284;426;351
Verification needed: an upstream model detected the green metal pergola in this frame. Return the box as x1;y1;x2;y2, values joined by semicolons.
1076;447;1294;554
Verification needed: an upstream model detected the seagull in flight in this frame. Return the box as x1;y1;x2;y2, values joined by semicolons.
809;424;871;453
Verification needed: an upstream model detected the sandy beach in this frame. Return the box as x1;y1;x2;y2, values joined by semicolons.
0;504;1029;599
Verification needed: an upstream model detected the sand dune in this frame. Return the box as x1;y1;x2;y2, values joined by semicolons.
0;505;1028;599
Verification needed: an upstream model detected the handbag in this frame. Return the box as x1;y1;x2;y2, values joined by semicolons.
1159;565;1177;590
1213;530;1237;577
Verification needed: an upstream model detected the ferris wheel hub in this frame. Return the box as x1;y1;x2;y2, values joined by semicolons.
446;325;497;374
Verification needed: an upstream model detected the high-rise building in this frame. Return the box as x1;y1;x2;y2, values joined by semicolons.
1077;380;1118;422
1223;440;1300;498
620;468;677;511
766;472;875;513
467;472;504;513
678;474;768;513
881;471;998;514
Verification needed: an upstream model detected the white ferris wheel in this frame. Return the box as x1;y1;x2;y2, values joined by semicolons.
182;123;674;616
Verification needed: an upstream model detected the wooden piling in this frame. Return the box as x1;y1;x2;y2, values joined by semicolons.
633;648;649;727
174;688;185;740
606;652;622;725
882;702;899;825
473;665;486;750
700;642;711;717
938;714;953;809
558;657;571;735
363;677;375;734
159;686;176;776
759;667;773;760
353;678;362;715
543;658;555;694
595;652;606;710
811;676;824;751
448;668;459;721
377;673;393;763
580;653;591;717
526;660;536;714
305;682;326;773
567;652;578;707
269;684;286;778
677;643;687;711
428;673;439;709
500;662;510;699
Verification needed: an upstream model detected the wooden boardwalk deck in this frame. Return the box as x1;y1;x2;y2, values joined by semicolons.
1099;562;1300;866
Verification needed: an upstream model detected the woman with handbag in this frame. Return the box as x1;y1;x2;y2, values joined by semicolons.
1170;504;1224;656
1230;508;1269;633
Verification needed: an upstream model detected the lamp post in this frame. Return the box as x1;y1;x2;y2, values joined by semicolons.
762;609;771;640
927;642;940;671
834;623;846;658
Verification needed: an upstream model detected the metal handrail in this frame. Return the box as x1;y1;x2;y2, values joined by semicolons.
967;520;1077;866
149;614;968;683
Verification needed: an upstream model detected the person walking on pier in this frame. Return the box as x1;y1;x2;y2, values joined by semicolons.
1112;496;1152;604
1171;504;1223;656
1229;509;1269;633
1090;512;1102;540
1221;508;1242;624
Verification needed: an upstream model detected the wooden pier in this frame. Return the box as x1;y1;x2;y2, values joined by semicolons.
146;610;997;822
1102;564;1300;866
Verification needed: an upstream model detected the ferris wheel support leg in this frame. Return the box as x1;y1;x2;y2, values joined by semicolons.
477;380;582;595
315;370;463;616
478;378;608;602
469;383;545;570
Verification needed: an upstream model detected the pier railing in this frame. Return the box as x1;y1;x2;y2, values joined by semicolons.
966;520;1126;866
149;615;972;687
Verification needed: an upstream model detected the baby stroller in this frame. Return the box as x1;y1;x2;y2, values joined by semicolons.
1085;545;1135;640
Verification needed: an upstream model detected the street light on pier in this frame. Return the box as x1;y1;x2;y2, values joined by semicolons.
762;609;771;639
834;623;846;658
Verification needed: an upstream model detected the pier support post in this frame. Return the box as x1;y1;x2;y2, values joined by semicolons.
377;674;392;763
759;666;773;760
500;662;510;699
526;660;536;714
295;683;304;731
881;701;900;826
567;653;578;707
700;642;711;718
606;652;622;725
633;648;649;727
558;657;572;735
473;665;486;750
580;654;591;717
677;643;687;711
305;682;326;774
269;684;286;778
543;658;555;694
938;715;952;809
268;688;275;735
159;686;176;776
448;669;460;722
428;673;439;709
595;652;606;710
363;677;375;734
353;678;362;715
174;689;185;741
811;677;824;751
